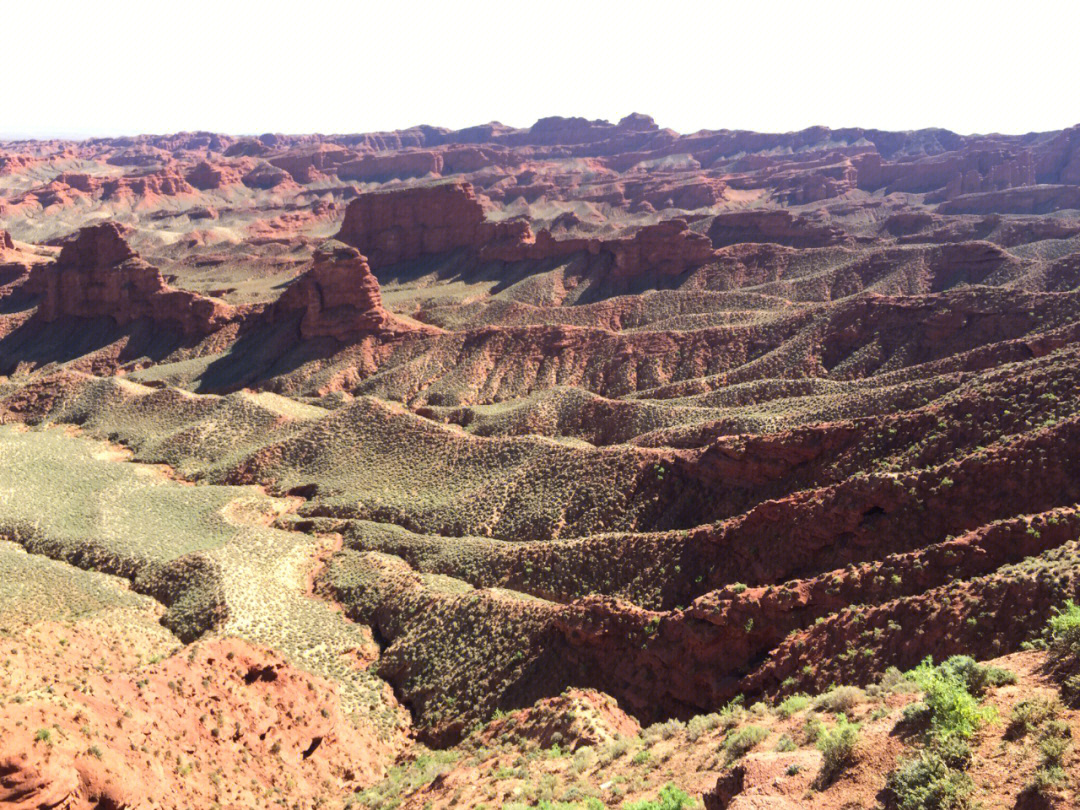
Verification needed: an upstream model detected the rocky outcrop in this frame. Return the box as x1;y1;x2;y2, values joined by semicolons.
0;153;37;175
242;163;297;190
101;169;195;200
708;210;851;249
477;689;639;751
270;241;422;340
1;230;12;251
25;223;237;337
935;184;1080;215
269;145;354;183
338;150;442;182
607;220;715;279
336;181;529;267
0;635;391;810
185;160;243;190
337;182;715;280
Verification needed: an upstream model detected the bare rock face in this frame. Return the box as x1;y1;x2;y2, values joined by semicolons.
337;181;715;281
242;162;297;190
336;181;528;267
269;144;354;183
272;241;411;340
26;222;236;337
708;210;851;249
607;220;715;279
1;230;13;251
185;160;242;190
935;184;1080;215
338;150;443;182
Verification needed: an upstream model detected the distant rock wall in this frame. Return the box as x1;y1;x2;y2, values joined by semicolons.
335;181;530;267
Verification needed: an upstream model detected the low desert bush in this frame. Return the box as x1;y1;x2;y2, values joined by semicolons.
623;783;694;810
1008;696;1061;737
815;716;860;786
685;713;722;742
775;693;810;719
885;751;973;810
905;658;996;742
813;685;864;715
1048;600;1080;660
723;725;768;762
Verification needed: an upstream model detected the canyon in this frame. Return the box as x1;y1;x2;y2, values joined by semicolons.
2;115;1080;809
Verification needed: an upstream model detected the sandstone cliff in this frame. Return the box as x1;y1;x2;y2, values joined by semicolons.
25;223;237;338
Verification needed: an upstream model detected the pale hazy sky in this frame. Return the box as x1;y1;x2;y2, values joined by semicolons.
5;0;1078;139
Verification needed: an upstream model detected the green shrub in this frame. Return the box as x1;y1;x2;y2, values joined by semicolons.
906;658;996;742
1027;765;1066;794
802;715;825;744
815;716;860;786
685;713;722;742
885;751;973;810
775;734;797;752
623;783;694;810
1048;600;1080;659
1008;696;1061;737
813;685;864;715
775;694;810;719
1038;732;1070;768
642;719;684;742
937;656;1015;696
723;726;768;762
933;737;972;771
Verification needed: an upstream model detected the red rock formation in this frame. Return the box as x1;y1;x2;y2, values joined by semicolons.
242;162;298;190
0;153;38;175
336;181;526;266
935;184;1080;215
101;169;195;201
337;181;715;280
0;634;391;810
338;150;443;182
269;144;354;183
607;220;715;279
271;242;422;340
707;210;851;249
1;230;12;251
185;160;243;190
25;223;237;337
